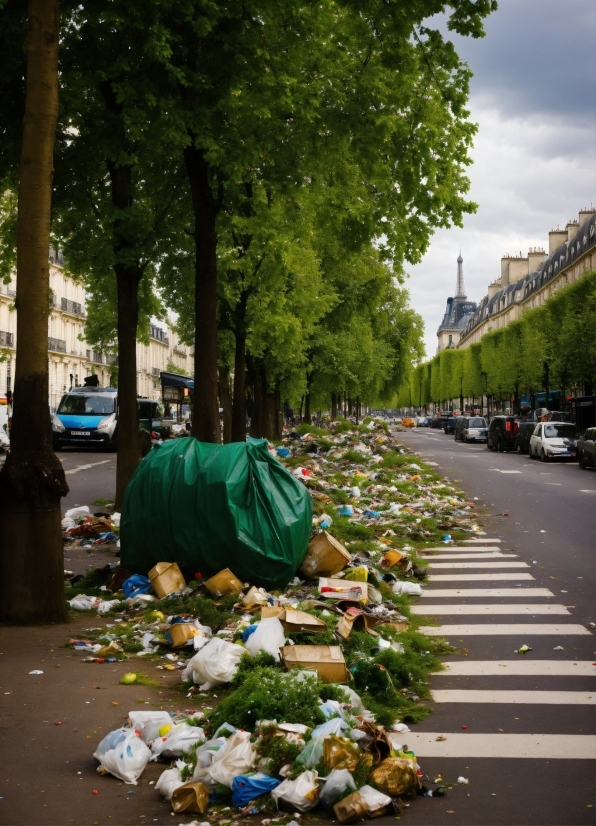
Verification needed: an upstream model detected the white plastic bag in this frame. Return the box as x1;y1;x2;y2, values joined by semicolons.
111;511;121;528
310;717;347;739
245;617;285;660
208;730;256;787
358;785;392;814
151;723;206;758
338;686;366;714
271;770;320;812
62;506;90;527
69;594;100;611
128;710;172;745
192;737;227;785
97;599;122;614
155;767;185;800
185;638;246;685
391;581;423;597
93;729;151;785
320;769;356;807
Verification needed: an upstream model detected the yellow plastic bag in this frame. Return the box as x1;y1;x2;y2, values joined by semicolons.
369;758;420;796
170;782;209;814
323;736;360;772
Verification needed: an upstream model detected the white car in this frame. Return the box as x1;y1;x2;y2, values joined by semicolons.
464;416;488;442
529;421;579;462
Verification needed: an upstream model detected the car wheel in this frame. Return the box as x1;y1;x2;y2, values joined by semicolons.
579;454;587;469
540;449;548;463
497;436;503;452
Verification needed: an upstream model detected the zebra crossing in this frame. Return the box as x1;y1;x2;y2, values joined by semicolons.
411;538;596;760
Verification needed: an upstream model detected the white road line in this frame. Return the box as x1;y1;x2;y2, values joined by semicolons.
463;538;501;543
440;660;596;676
423;546;503;552
420;623;591;636
499;470;522;474
431;690;596;705
411;604;570;615
428;562;529;569
403;733;596;759
64;459;111;475
428;573;535;581
580;489;596;493
421;588;554;598
420;553;516;560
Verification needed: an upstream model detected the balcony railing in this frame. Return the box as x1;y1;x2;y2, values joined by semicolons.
48;337;66;353
151;367;160;376
61;297;84;316
105;354;117;366
86;349;104;364
173;346;187;356
0;330;14;347
0;284;16;298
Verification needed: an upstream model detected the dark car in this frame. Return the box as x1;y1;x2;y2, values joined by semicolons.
515;420;536;454
444;415;459;434
454;416;468;441
430;414;447;429
487;415;518;451
577;427;596;469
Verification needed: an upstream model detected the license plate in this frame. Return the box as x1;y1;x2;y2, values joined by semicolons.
71;430;91;436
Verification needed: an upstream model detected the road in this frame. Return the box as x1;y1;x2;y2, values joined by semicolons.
394;428;596;826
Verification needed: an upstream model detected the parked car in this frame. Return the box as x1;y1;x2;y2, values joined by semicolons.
461;416;488;443
402;417;416;427
487;415;518;451
515;420;536;454
454;416;468;441
430;414;447;429
576;427;596;469
444;415;459;434
529;421;580;462
416;416;430;427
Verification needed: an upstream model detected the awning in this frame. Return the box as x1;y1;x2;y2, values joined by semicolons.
160;371;194;390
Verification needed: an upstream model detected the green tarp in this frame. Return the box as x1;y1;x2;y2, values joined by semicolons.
120;437;313;590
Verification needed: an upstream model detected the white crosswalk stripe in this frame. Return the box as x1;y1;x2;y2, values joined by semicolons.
404;733;596;759
420;587;554;597
429;572;535;581
420;623;591;636
421;552;517;559
463;538;502;543
440;660;596;676
411;603;570;615
427;561;529;569
431;690;596;704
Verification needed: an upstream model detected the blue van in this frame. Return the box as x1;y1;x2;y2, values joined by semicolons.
52;387;165;450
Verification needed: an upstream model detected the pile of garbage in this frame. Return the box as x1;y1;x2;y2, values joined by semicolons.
62;506;120;549
66;418;483;819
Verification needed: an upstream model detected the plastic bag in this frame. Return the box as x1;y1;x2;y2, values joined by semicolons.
323;736;360;772
171;782;209;814
245;617;286;660
337;686;366;714
271;770;320;812
231;773;281;807
311;717;347;740
391;581;423;597
62;505;90;527
369;757;421;796
93;729;151;785
192;738;227;785
185;638;246;685
358;785;392;814
319;769;357;807
69;594;100;611
97;599;122;614
128;711;172;744
122;574;152;598
155;767;185;800
295;736;324;769
151;723;206;758
208;731;256;787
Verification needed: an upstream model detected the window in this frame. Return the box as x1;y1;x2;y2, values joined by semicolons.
58;394;115;415
544;424;578;439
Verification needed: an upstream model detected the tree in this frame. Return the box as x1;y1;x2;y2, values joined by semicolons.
0;0;68;623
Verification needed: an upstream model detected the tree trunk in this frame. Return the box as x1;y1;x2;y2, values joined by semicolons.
304;391;311;425
114;265;142;508
218;366;232;444
249;357;261;438
184;144;220;443
231;300;247;442
273;381;282;440
0;0;69;624
355;395;360;425
331;392;337;419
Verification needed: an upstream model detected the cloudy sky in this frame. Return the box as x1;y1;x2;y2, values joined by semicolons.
408;0;596;358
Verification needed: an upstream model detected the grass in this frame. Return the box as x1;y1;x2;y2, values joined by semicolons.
92;498;114;506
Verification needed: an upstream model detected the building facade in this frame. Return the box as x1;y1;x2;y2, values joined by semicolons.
0;250;193;409
436;254;477;353
457;207;596;348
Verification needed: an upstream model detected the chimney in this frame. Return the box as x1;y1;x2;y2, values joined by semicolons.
528;247;547;272
566;220;579;242
508;253;529;283
549;228;568;255
500;256;511;286
578;208;596;228
487;280;501;300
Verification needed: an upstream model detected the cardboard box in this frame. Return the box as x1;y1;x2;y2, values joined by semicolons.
300;531;351;579
280;645;349;683
168;622;198;648
260;606;328;632
261;604;285;619
148;562;186;599
203;568;244;597
318;577;367;603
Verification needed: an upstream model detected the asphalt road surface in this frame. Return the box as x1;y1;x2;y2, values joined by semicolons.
394;427;596;826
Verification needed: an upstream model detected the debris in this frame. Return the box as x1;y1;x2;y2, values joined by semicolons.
515;645;532;655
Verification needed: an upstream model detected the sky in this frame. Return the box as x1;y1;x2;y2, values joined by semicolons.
408;0;596;358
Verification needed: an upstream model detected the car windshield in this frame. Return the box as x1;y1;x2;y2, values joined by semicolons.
58;394;115;416
543;424;578;439
468;418;486;428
